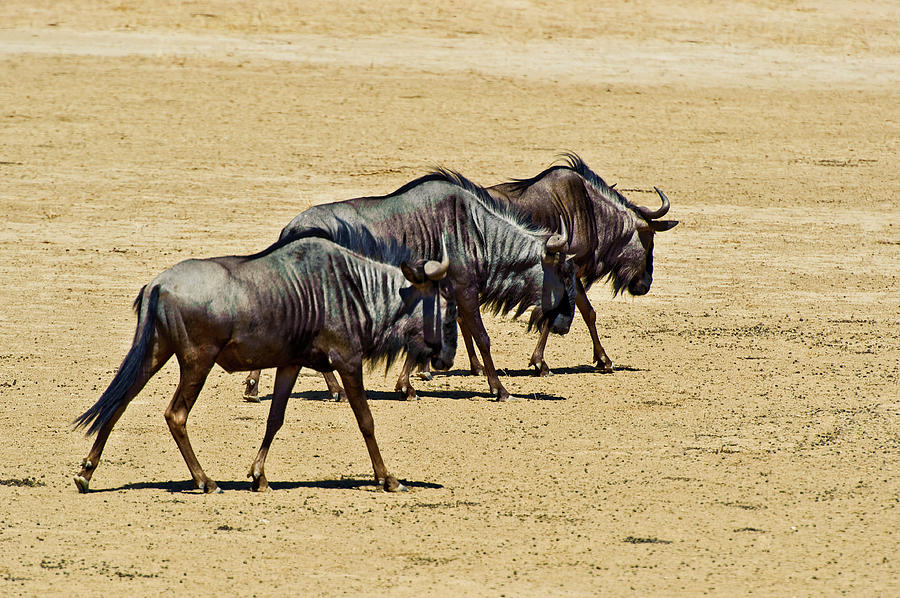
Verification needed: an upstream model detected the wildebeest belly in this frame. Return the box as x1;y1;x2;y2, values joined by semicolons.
214;336;330;373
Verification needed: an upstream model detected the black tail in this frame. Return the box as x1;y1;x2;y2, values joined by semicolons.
74;286;160;435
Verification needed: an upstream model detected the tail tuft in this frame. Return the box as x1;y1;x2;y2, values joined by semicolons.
74;286;159;435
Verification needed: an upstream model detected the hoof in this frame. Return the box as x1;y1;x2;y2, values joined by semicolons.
198;480;220;494
333;391;347;403
395;385;418;401
248;468;268;492
415;371;433;381
74;475;89;494
382;476;408;492
494;389;513;402
530;364;551;377
529;355;552;377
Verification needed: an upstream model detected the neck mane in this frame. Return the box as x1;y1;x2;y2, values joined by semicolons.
427;170;552;318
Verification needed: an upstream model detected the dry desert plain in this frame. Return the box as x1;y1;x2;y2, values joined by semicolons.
0;1;898;596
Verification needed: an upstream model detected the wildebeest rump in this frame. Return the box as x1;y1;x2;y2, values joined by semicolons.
73;229;455;494
487;153;678;375
249;169;577;402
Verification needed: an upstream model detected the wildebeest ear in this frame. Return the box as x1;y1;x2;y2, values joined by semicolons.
400;261;425;284
650;220;678;232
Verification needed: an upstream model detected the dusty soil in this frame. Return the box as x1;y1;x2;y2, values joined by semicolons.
1;1;898;595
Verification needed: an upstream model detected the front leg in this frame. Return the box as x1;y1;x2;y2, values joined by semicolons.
456;288;510;401
248;365;301;491
393;353;419;400
528;320;553;377
335;364;406;492
457;318;484;376
576;281;613;372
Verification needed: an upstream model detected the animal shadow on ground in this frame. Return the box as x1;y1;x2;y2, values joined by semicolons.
280;388;498;402
441;364;643;378
92;478;443;494
263;384;568;402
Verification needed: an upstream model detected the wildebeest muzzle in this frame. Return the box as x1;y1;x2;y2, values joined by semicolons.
401;236;456;369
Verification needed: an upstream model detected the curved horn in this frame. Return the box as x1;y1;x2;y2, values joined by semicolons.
545;215;568;253
424;235;450;280
637;187;670;220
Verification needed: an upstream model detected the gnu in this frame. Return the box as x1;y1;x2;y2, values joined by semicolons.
487;153;678;375
73;228;456;494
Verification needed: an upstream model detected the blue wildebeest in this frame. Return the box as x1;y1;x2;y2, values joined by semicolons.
485;153;678;375
73;228;455;494
244;169;576;402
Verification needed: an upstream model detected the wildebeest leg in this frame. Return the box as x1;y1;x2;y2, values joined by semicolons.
337;367;406;492
321;371;347;402
243;369;261;402
74;340;173;493
248;365;301;492
527;320;553;377
575;280;613;372
456;290;510;401
164;355;219;493
457;318;485;376
394;353;420;400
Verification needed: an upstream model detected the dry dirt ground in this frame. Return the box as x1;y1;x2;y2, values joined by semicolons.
1;1;898;596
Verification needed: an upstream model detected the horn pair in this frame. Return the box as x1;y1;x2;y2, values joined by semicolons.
423;235;450;280
637;187;670;220
546;216;569;253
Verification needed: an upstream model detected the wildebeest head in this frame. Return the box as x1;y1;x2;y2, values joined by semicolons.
399;237;457;370
539;218;577;334
614;187;678;296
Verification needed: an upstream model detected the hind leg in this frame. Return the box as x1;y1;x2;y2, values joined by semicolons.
75;341;173;493
248;365;301;491
164;354;218;493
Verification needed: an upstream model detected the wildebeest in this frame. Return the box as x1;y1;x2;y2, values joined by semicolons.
73;228;455;494
244;169;576;402
485;153;678;375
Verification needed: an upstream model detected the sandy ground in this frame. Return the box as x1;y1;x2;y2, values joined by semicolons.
1;1;898;596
